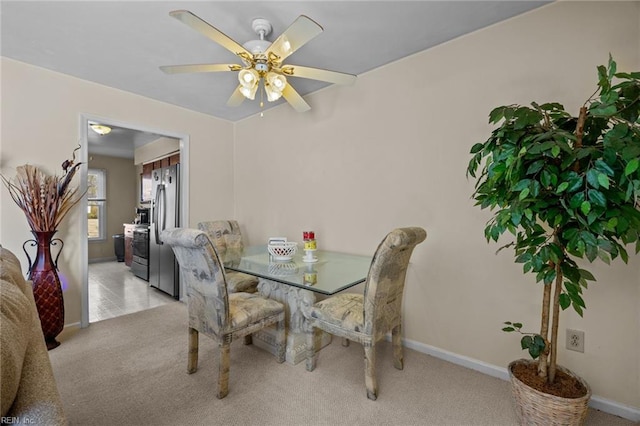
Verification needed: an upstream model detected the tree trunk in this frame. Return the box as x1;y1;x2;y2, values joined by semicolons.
538;270;552;379
548;260;563;383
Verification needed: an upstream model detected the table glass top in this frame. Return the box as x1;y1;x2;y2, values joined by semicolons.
221;245;372;295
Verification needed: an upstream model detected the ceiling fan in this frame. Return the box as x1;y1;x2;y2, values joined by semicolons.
160;10;357;113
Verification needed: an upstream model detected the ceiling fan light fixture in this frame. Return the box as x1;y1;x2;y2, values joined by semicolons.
90;123;112;135
264;72;287;102
239;68;259;87
267;72;287;90
264;84;282;102
239;83;259;100
162;12;354;113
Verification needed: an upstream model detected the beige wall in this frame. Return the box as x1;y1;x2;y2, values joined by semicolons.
87;154;137;261
1;0;638;411
233;2;640;408
0;57;236;328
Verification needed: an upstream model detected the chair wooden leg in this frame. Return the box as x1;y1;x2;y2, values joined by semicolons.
243;334;253;345
341;337;350;347
217;337;231;399
305;326;317;372
392;323;404;370
187;327;199;374
274;315;286;363
364;342;377;400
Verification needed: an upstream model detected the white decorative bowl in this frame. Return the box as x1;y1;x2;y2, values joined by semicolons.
268;242;298;261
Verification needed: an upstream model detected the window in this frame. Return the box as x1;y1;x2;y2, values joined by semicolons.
87;169;106;241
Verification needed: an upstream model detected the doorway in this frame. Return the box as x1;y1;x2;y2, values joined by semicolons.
79;114;190;327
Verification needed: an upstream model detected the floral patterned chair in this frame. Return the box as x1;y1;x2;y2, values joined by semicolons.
160;228;286;399
304;227;427;400
197;220;259;293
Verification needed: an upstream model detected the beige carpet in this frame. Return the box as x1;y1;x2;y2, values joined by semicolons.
49;302;634;426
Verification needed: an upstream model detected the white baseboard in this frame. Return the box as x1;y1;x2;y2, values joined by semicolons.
401;337;640;422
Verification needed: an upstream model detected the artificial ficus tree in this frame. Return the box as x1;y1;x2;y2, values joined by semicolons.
467;56;640;385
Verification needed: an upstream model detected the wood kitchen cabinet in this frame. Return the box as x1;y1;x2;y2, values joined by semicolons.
123;224;135;267
142;163;153;178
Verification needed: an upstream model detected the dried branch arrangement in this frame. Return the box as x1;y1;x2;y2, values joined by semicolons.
2;145;83;232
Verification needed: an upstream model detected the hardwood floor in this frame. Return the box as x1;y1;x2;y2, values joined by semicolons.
88;261;175;322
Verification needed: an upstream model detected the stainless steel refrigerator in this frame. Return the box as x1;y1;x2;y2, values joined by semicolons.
149;163;180;299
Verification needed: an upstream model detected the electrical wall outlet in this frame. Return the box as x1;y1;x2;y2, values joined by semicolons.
566;329;585;353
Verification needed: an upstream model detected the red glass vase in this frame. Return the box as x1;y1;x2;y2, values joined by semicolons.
23;230;65;350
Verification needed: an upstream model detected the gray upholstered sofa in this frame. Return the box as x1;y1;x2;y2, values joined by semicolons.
0;246;66;425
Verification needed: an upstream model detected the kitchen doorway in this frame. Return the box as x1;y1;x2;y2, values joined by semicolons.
79;115;190;327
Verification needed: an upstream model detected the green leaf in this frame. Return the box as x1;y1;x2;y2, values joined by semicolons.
608;55;617;79
591;105;617;116
519;188;530;201
528;345;541;359
570;192;586;209
595;160;614;177
513;179;531;192
597;173;610;189
579;269;596;281
559;293;571;310
556;182;569;193
526;160;544;175
543;268;557;284
566;175;584;193
625;158;639;176
524;209;533;221
588;189;606;207
489;106;507;124
520;335;532;350
470;143;485;154
502;327;515;332
551;145;561;158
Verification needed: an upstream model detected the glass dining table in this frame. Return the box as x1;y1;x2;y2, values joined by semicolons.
221;245;372;364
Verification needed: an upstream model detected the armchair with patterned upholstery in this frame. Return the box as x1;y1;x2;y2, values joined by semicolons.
304;227;427;400
161;228;286;399
197;220;259;293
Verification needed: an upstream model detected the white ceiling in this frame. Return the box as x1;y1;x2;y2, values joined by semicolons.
1;1;550;157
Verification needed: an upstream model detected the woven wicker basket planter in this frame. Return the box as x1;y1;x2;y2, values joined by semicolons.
508;359;592;426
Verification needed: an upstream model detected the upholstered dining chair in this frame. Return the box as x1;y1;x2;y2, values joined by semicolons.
197;220;259;293
160;228;286;399
304;227;427;400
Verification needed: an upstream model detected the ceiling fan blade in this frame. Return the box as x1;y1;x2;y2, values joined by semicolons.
281;85;311;113
169;10;251;58
266;15;323;63
227;86;246;107
281;65;356;85
160;64;241;74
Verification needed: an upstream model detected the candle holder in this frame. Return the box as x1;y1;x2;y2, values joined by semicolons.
303;231;318;262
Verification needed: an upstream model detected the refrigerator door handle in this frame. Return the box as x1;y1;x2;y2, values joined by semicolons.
159;184;166;237
154;183;165;245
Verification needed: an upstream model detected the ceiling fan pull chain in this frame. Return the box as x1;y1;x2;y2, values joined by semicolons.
260;82;265;117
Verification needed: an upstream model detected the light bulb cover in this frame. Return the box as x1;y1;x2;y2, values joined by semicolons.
265;83;283;102
264;72;287;102
239;84;258;100
238;68;259;88
90;124;112;135
267;72;287;90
